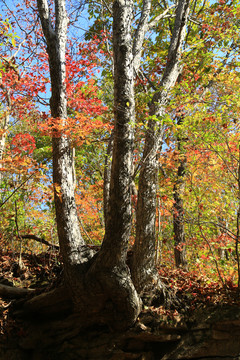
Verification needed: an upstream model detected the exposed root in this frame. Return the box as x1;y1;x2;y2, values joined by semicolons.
0;283;35;299
140;271;179;309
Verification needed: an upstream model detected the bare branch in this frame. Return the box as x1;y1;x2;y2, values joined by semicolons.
20;235;59;250
133;2;176;71
78;215;94;244
138;68;158;91
37;0;55;41
0;172;35;209
147;4;176;30
188;16;201;25
8;39;26;62
100;0;113;15
133;0;151;70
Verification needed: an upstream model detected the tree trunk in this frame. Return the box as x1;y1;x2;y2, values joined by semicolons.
132;0;190;293
103;132;113;228
37;0;93;299
131;97;166;294
173;116;188;268
173;156;187;269
36;0;189;330
88;0;142;329
37;0;141;330
100;0;135;264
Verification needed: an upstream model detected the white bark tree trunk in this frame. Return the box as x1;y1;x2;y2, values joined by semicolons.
89;0;142;328
37;0;92;281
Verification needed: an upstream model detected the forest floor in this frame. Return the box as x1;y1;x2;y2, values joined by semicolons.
1;248;240;359
1;248;240;334
0;248;63;336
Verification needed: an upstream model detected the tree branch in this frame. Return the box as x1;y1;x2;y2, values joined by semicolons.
37;0;55;41
161;0;190;89
20;234;59;250
0;172;35;209
149;0;190;118
133;2;175;71
147;4;176;30
133;0;151;70
100;0;113;15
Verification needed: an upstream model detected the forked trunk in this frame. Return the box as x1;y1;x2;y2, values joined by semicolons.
38;0;141;330
132;0;190;293
89;0;141;328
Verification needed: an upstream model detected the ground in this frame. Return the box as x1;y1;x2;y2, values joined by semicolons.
1;248;240;359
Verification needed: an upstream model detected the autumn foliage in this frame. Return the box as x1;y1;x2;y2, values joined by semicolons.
0;0;240;293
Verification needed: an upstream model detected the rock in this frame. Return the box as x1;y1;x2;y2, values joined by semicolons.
2;304;240;359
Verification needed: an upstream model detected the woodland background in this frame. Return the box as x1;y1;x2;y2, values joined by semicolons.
0;2;240;358
0;0;239;288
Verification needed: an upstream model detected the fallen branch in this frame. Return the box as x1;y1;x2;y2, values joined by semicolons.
20;235;59;251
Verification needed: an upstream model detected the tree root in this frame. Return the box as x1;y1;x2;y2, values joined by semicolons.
0;283;35;299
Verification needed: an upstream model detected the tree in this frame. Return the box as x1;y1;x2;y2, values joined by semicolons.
1;0;239;335
30;0;209;326
35;0;184;329
35;0;142;330
173;115;188;269
131;0;190;292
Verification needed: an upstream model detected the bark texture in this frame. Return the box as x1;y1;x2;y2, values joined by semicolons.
103;133;113;228
37;0;95;314
88;0;142;328
37;0;92;273
101;0;136;263
132;0;190;293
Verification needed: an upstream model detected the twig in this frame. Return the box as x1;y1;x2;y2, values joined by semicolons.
78;215;94;244
0;172;35;209
14;200;24;269
197;214;226;289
